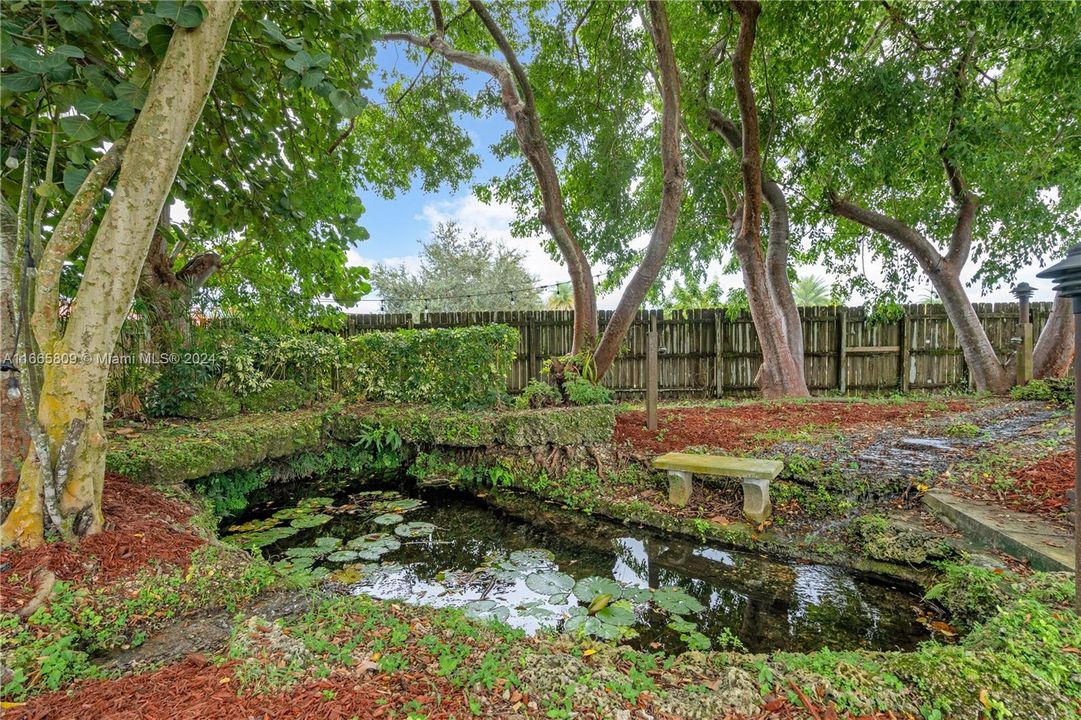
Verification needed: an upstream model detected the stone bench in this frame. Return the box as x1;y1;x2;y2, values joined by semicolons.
652;452;784;524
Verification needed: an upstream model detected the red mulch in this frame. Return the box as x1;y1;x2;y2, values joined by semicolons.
1002;451;1074;519
615;400;971;454
9;654;481;720
1;473;204;612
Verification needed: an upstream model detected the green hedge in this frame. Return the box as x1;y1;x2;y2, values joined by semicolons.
351;325;518;408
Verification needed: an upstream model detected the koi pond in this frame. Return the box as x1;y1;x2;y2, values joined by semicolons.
223;479;930;654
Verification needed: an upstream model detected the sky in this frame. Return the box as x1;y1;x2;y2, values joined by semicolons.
344;43;1052;313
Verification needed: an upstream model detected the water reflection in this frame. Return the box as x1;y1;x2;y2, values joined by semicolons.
254;485;927;653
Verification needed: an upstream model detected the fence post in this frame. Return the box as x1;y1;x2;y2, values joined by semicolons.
837;309;848;394
646;325;659;431
900;307;911;393
714;312;725;397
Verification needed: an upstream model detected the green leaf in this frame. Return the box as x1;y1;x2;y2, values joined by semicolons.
75;97;105;115
328;89;365;118
1;72;40;93
653;587;705;615
525;571;575;596
595;603;636;627
372;513;403;526
257;18;302;52
55;11;94;35
284;50;313;74
51;45;85;59
290;513;331;529
114;82;149;110
59;115;99;142
156;0;205;29
101;98;135;122
326;550;361;562
394;521;436;538
5;46;46;73
110;21;144;48
62;166;89;195
147;24;174;59
572;576;622;603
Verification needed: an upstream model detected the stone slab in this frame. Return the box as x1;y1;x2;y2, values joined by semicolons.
923;489;1074;572
653;453;783;480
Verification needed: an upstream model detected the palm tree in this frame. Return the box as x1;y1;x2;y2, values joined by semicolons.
547;282;574;310
792;275;834;307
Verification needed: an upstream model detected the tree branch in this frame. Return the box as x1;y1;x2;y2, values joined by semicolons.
942;31;979;269
32;138;128;349
468;0;536;111
827;194;946;274
731;0;763;248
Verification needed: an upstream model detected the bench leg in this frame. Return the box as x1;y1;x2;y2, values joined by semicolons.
668;471;693;506
741;478;771;524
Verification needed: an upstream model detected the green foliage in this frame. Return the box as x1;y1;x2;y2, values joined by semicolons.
351;324;518;408
515;379;562;409
241;379;310;413
923;564;1014;630
942;421;981;439
372;223;543;314
563;373;613;407
174;385;241;421
1011;378;1074;406
0;546;275;701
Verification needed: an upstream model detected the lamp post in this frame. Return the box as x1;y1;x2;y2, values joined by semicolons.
1012;282;1036;385
1036;245;1081;612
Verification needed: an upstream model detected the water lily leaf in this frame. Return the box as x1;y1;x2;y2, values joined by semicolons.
395;521;436;538
621;586;653;604
347;535;401;560
510;549;556;567
290;513;332;529
595;602;636;627
228;517;280;533
520;606;558;620
227;525;299;548
587;593;613;615
573;577;622;603
284;546;326;558
326;550;362;563
273;507;310;520
526;571;575;596
667;616;697;634
300;496;336;509
313;536;342;550
549;593;570;605
465;600;510;622
373;513;404;526
385;498;423;513
653;587;705;615
329;564;365;584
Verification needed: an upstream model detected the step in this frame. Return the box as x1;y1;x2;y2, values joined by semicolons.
922;490;1075;572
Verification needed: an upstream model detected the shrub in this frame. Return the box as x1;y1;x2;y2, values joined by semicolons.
563;373;613;406
174;385;241;421
351;325;518;408
1011;377;1074;405
241;379;310;413
515;379;562;409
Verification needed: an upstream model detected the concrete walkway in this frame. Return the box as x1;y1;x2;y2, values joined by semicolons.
923;490;1074;572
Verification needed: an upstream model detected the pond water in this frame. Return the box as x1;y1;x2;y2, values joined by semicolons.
225;478;930;654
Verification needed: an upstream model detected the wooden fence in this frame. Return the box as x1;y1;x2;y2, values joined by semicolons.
341;302;1051;398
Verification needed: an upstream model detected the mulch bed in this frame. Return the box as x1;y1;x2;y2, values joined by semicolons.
1;473;204;613
615;400;971;454
8;654;481;720
1002;451;1074;519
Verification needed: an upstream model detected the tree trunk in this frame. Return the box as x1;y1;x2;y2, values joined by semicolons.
591;0;685;380
728;0;808;399
1033;294;1074;379
763;179;804;376
1;0;239;548
927;269;1012;394
1;199;28;499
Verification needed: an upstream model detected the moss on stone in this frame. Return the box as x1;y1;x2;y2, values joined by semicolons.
849;514;957;565
492;405;615;446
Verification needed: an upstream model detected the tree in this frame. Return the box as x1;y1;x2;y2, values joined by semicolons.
792;275;834;307
372;222;542;314
800;1;1080;393
1;1;239;547
380;0;685;379
546;283;574;311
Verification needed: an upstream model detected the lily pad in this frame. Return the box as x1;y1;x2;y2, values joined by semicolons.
290;513;332;529
510;548;555;567
464;600;511;622
227;525;299;548
347;535;401;560
385;498;424;512
326;550;362;562
573;576;623;603
653;587;705;615
227;517;281;533
621;586;653;604
395;521;436;538
313;536;341;550
595;602;636;626
329;564;366;584
373;513;404;526
526;571;575;596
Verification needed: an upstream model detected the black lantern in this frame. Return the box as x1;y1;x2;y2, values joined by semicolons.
1012;282;1036;324
1037;245;1081;611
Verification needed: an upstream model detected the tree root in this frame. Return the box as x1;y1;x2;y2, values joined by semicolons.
18;568;56;619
